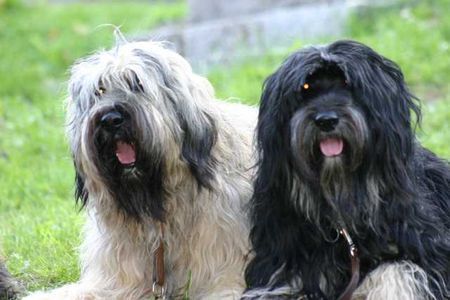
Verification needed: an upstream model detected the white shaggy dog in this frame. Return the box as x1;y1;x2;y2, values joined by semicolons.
25;37;256;299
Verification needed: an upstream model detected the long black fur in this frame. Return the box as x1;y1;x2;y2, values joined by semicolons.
180;112;218;189
244;40;450;299
75;100;167;222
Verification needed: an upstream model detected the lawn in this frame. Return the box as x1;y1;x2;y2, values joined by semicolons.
0;0;187;291
208;0;450;157
0;0;449;294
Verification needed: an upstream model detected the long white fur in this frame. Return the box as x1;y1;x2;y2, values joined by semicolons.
242;260;434;299
353;261;437;300
24;40;257;300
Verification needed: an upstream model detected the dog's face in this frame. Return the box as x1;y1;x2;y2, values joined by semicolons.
256;40;420;220
289;65;370;203
67;41;217;220
290;65;368;186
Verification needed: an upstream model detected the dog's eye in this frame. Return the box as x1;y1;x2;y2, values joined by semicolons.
134;80;144;93
126;74;144;93
128;81;144;93
299;82;313;97
95;87;106;97
300;83;311;93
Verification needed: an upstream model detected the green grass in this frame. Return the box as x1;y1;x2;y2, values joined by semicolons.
348;0;450;157
0;0;449;294
0;0;186;291
209;0;450;158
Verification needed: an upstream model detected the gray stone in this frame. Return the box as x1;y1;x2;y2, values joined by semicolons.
149;0;348;69
187;0;325;22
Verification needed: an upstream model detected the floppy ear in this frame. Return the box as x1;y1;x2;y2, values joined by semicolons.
181;113;217;188
346;45;421;199
256;69;300;195
246;71;303;288
74;163;89;208
180;76;218;189
137;49;218;189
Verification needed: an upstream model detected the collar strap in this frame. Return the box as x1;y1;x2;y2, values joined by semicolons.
152;223;166;299
337;227;360;300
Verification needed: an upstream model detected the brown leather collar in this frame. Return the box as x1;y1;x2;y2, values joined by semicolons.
152;223;166;299
337;227;360;300
151;224;360;300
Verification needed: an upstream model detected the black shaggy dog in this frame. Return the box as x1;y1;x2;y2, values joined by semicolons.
243;40;450;299
0;262;19;300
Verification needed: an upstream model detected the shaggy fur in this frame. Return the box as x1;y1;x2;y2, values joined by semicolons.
243;40;450;299
0;262;20;300
25;38;256;299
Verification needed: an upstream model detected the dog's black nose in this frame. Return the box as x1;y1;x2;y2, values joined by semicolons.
314;111;339;132
100;111;124;129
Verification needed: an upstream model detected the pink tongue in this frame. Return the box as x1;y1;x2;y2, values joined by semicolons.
115;141;136;165
320;138;344;157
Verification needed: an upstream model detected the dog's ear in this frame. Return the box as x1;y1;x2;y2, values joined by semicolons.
257;71;297;190
180;76;218;189
137;50;218;189
245;71;304;289
74;164;89;208
347;45;421;198
181;113;217;189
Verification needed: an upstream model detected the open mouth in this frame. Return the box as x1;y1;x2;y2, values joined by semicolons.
319;137;344;157
115;141;136;167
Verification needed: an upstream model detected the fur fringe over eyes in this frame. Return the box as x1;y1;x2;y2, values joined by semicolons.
24;38;257;300
244;40;450;299
67;41;220;221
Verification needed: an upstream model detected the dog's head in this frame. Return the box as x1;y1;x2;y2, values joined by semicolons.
289;64;367;182
67;40;217;220
256;40;420;217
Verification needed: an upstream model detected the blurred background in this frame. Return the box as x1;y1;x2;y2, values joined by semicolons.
0;0;449;292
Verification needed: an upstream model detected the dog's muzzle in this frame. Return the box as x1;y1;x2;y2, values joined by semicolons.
314;111;344;157
97;107;136;167
100;110;124;130
314;111;339;132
